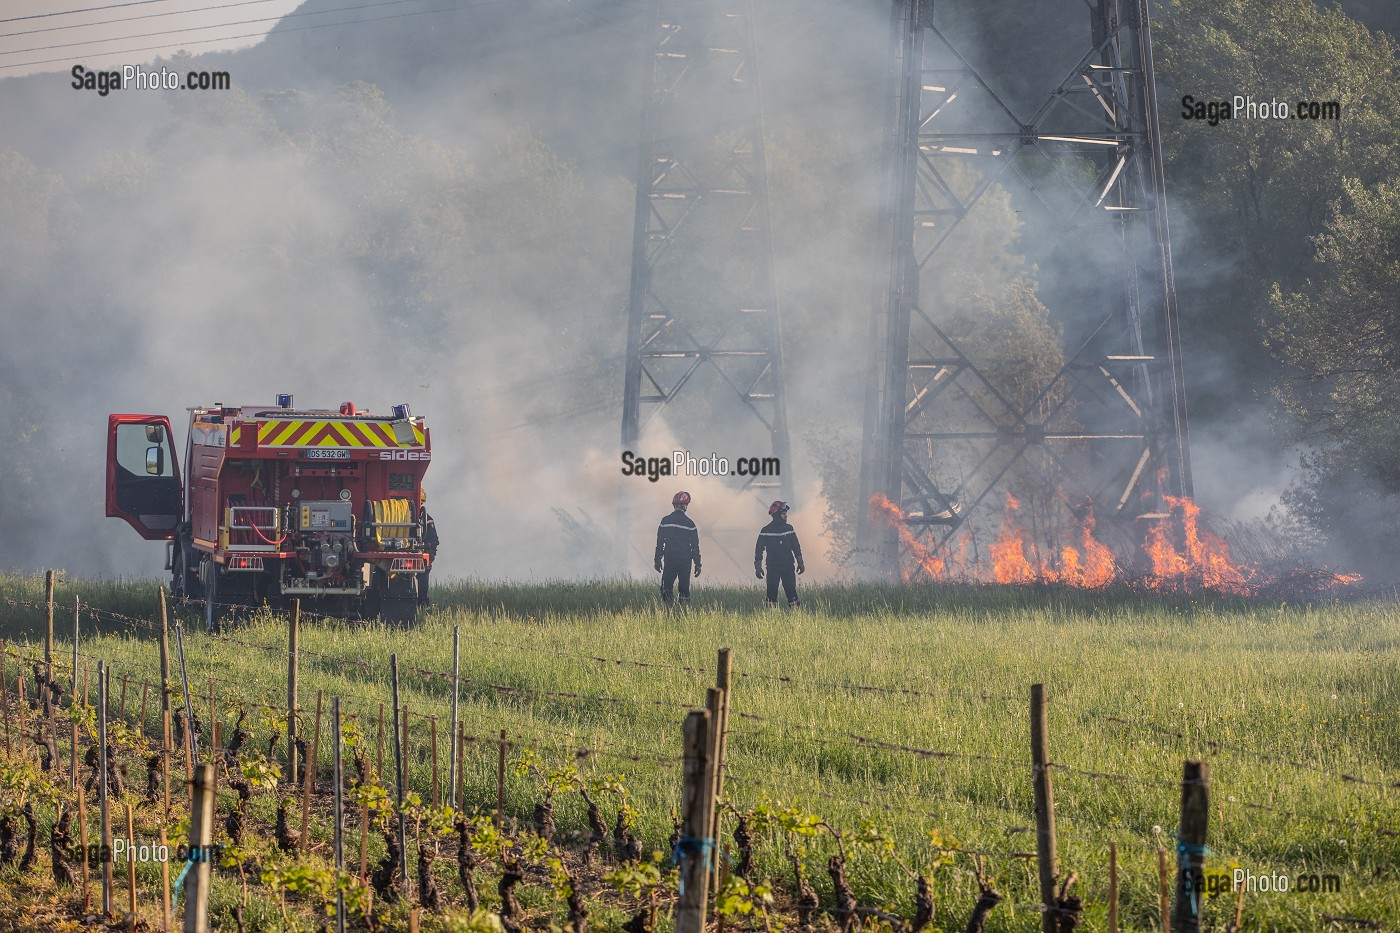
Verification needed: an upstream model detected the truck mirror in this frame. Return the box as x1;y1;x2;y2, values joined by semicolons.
146;424;165;443
146;445;164;475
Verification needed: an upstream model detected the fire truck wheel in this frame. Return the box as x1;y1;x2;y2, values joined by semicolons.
381;597;417;626
360;587;380;620
380;572;418;627
173;548;196;603
203;561;224;634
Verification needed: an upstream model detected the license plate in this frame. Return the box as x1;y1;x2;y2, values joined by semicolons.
305;449;350;460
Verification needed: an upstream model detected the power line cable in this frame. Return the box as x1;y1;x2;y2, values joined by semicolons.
0;0;457;57
0;0;507;71
1;0;281;39
1;0;188;26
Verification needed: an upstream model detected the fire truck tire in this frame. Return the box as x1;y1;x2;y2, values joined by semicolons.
378;572;418;626
173;548;198;603
381;597;417;626
203;561;224;634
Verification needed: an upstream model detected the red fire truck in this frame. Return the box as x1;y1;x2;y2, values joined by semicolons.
105;397;434;627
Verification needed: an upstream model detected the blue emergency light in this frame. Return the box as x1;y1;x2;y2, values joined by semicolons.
392;404;412;420
277;393;294;409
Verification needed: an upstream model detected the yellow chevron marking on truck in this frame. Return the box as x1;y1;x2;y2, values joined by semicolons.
263;421;305;446
292;422;323;447
327;422;356;446
248;419;420;448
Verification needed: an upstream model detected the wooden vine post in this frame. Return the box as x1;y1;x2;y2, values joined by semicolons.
206;677;215;762
389;654;408;896
675;709;718;933
99;662;113;918
70;718;79;793
16;674;28;761
287;600;300;789
43;570;55;720
126;803;139;925
174;625;196;805
139;683;150;738
72;595;80;700
43;571;56;773
449;625;461;804
211;724;221;798
72;595;81;790
401;706;411;805
1109;841;1119;933
78;787;91;911
709;648;732;898
496;729;507;826
1030;683;1059;933
456;720;466;814
0;641;10;756
160;828;171;932
158;587;171;719
332;697;347;933
162;708;173;818
703;685;726;904
299;690;323;851
1157;847;1171;929
430;715;440;808
376;701;385;780
1172;761;1210;933
184;764;215;933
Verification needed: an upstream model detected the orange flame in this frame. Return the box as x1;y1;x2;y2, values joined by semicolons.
870;491;1358;594
1058;507;1118;588
989;494;1035;584
1141;495;1253;595
868;494;946;582
986;493;1117;588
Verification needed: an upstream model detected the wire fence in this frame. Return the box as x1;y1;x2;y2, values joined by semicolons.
4;586;1398;834
0;581;1396;932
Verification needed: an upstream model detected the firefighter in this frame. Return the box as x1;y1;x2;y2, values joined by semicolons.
654;491;701;606
755;500;804;608
419;489;439;606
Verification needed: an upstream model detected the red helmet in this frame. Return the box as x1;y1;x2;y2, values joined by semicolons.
672;491;692;508
769;500;790;515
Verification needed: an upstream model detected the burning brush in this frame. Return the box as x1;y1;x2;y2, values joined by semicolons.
870;493;1361;595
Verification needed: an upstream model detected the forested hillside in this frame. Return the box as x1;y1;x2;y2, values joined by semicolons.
0;0;1395;580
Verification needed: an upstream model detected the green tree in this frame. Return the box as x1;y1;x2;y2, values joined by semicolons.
1268;178;1400;576
1155;0;1400;420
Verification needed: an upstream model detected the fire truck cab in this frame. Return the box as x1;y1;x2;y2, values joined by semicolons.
106;397;434;628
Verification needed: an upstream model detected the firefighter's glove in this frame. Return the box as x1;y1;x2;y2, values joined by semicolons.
797;560;806;575
755;564;764;580
654;558;662;573
694;563;701;578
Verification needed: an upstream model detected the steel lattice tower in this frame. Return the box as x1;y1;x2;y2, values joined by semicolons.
619;0;791;570
857;0;1192;577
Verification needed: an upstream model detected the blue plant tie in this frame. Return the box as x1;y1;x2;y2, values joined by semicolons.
670;835;715;895
1174;836;1214;917
172;846;207;905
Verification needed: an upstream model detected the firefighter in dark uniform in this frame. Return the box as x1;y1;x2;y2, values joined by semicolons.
419;489;439;606
654;491;701;606
755;500;804;608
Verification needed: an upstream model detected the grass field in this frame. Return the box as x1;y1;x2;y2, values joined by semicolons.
0;572;1397;932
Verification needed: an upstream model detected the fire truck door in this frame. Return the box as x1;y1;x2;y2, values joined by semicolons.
106;414;183;540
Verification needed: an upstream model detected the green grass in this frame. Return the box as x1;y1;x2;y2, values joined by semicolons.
1;571;1397;931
